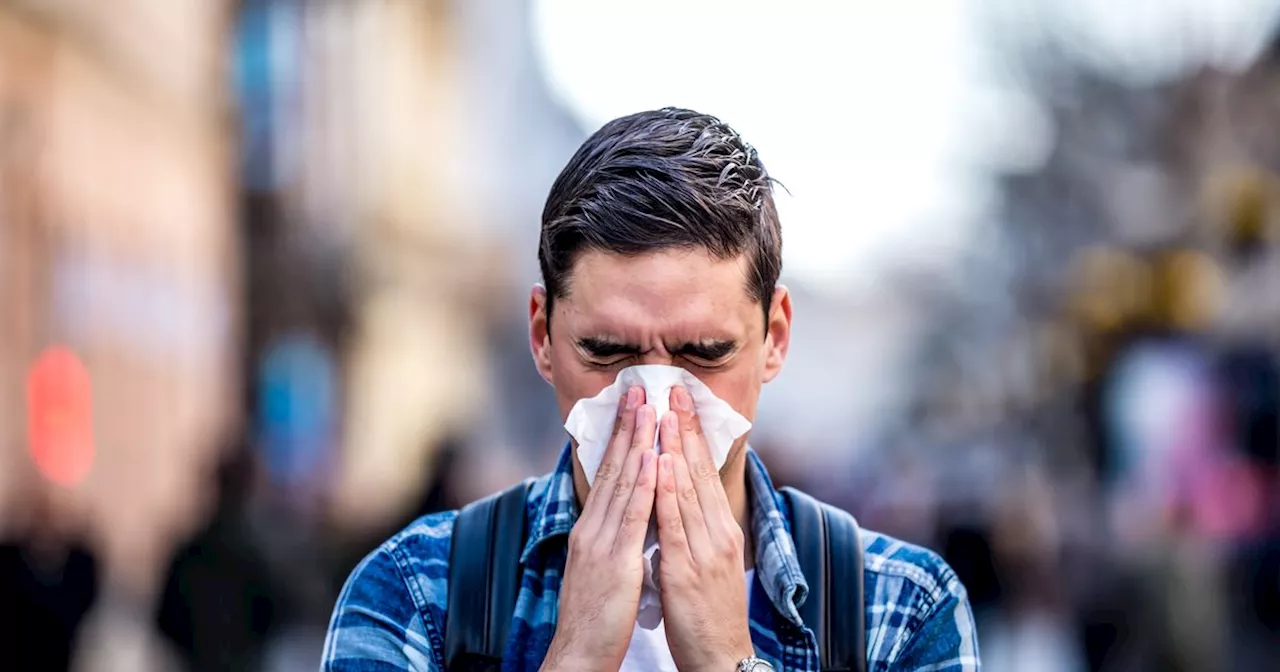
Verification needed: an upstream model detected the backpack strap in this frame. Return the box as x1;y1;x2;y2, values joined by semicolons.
781;487;867;672
445;478;534;671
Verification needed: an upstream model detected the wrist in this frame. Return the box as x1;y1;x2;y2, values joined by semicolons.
715;646;761;672
730;656;774;672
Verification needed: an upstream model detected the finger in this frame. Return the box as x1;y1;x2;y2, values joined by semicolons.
678;445;745;575
602;404;656;533
613;449;658;555
666;417;713;557
580;386;642;528
661;387;688;457
671;386;731;520
670;385;711;465
658;403;682;457
654;453;692;563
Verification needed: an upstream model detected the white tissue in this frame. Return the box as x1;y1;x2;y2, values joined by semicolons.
563;365;752;629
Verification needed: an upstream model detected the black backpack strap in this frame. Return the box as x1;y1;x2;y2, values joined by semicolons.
445;478;534;671
781;487;866;672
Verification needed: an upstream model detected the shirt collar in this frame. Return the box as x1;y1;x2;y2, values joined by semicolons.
521;444;580;564
744;448;809;627
520;443;809;628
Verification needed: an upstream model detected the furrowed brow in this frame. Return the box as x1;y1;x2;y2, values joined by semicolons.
671;339;737;360
576;336;643;358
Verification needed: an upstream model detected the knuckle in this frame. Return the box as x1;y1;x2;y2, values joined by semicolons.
567;531;588;556
692;461;718;482
718;536;740;561
595;461;620;482
613;476;633;498
680;485;699;504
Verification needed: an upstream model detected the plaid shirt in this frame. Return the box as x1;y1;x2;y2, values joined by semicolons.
323;446;980;671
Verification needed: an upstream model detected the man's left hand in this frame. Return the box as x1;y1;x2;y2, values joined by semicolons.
655;385;755;672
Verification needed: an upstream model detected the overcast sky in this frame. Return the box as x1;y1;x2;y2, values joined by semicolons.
532;0;1280;294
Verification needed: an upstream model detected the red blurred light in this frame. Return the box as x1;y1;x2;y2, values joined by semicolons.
26;346;95;486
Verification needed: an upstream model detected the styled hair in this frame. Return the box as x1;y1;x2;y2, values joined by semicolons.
538;107;781;332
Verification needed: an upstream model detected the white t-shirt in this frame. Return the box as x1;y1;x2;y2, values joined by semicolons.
620;570;755;672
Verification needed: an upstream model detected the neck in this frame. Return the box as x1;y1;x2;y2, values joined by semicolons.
721;446;755;570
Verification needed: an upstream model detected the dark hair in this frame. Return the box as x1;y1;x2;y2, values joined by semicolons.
539;107;781;333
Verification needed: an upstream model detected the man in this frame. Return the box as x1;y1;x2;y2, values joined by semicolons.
323;108;980;671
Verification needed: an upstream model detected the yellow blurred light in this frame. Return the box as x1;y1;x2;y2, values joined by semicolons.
1067;247;1153;332
1155;249;1224;331
1204;167;1276;246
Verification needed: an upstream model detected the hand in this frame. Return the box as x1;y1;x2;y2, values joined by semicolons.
543;387;658;672
655;386;755;672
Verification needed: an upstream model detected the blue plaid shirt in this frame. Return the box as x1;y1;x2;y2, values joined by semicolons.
323;446;980;671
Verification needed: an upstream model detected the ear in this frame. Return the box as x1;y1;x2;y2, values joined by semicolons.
762;285;792;383
529;285;554;385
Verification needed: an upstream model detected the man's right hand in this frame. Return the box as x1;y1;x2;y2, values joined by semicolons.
542;386;658;672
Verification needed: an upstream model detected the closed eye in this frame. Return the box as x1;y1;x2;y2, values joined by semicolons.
674;340;737;367
577;337;641;368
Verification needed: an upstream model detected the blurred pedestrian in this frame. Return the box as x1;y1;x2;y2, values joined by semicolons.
155;443;280;672
0;488;100;671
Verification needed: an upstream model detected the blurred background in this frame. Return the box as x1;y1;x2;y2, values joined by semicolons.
4;0;1280;670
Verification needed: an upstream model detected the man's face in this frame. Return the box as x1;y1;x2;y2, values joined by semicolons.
529;248;791;463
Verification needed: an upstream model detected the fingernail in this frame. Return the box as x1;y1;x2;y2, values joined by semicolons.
673;386;691;411
665;412;678;431
627;387;641;409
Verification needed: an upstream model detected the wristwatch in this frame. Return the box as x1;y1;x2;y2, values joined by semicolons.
736;657;775;672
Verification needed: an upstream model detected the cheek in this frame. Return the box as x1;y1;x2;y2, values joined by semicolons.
549;359;619;418
556;370;614;399
702;366;763;420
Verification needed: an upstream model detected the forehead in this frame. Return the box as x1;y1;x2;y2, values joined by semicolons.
558;248;757;338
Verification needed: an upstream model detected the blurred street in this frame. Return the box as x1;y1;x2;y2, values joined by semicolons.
3;0;1280;670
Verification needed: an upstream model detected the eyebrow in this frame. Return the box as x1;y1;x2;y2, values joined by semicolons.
672;340;737;360
575;337;738;360
576;337;642;358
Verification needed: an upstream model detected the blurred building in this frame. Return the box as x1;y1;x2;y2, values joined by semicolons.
228;0;582;532
0;1;239;595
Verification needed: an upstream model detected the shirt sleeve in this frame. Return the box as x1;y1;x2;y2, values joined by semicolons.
321;544;443;671
892;572;981;671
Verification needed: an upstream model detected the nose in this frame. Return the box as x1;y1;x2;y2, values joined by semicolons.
638;347;674;367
